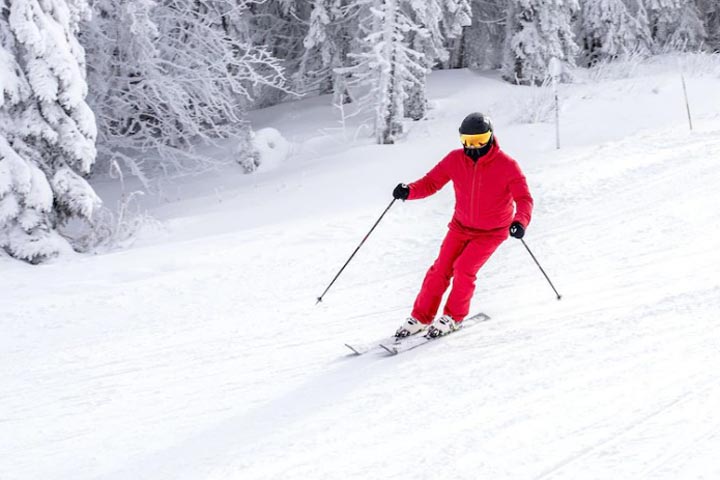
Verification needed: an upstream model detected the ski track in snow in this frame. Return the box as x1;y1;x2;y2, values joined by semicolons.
2;70;720;480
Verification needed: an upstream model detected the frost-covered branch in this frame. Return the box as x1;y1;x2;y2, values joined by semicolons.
82;0;290;180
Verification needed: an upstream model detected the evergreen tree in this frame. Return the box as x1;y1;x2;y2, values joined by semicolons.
666;0;706;49
340;0;469;142
503;0;580;85
340;0;428;143
404;0;471;120
300;0;358;103
631;0;655;51
645;0;706;49
455;0;507;69
441;0;473;41
645;0;675;46
698;0;720;50
1;0;99;263
580;0;652;65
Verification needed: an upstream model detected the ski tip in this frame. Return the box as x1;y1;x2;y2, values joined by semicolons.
344;344;362;355
470;312;491;321
379;343;398;355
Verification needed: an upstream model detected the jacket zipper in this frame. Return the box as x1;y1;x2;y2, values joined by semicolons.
469;161;478;225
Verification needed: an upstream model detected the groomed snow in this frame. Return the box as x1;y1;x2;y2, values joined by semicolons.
2;58;720;480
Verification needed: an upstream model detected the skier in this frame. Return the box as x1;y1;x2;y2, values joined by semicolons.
392;112;533;339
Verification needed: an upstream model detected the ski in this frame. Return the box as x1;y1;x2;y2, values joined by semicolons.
379;312;490;355
344;336;398;355
345;331;431;355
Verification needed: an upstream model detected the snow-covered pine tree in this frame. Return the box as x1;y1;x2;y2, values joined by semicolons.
403;1;444;121
698;0;720;50
666;0;706;49
342;0;464;142
440;0;473;42
645;0;678;47
403;0;472;120
450;0;506;70
301;0;338;95
580;0;652;65
82;0;288;178
626;0;655;52
503;0;580;85
1;0;99;263
300;0;358;104
339;0;425;143
645;0;706;50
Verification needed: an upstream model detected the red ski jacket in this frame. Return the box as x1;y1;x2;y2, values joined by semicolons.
408;139;533;233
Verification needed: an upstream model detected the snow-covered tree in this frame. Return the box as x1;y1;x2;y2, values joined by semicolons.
441;0;473;40
631;0;654;50
300;0;358;103
665;0;706;50
82;0;288;179
1;0;99;263
503;0;580;84
580;0;652;65
246;1;311;107
503;0;580;85
339;0;418;143
450;0;506;69
403;1;445;120
403;0;472;120
645;0;706;50
698;0;720;50
341;0;468;143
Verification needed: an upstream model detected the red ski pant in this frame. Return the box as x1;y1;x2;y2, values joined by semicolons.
411;227;508;324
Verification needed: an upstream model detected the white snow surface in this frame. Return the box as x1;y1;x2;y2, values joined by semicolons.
3;61;720;480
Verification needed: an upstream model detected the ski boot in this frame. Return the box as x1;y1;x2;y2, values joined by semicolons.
426;315;459;338
395;317;428;338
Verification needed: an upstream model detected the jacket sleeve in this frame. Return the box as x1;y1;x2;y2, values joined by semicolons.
507;159;533;227
407;154;452;200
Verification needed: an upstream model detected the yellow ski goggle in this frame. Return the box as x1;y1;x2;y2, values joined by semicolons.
460;132;492;148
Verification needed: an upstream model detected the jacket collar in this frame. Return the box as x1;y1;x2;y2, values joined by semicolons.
463;137;500;165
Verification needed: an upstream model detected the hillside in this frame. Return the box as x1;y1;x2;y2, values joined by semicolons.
2;58;720;480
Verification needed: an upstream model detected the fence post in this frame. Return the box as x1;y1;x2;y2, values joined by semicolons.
549;57;563;150
681;73;693;131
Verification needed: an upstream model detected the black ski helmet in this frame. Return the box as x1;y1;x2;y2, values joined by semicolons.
459;112;493;136
459;113;494;161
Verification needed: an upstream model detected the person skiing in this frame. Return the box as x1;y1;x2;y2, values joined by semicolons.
392;112;533;339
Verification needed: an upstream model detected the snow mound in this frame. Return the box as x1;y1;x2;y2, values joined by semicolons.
251;127;290;172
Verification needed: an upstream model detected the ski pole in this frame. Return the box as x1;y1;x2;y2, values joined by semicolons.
520;238;562;300
316;198;396;304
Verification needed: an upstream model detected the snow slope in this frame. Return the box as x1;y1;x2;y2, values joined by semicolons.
2;57;720;480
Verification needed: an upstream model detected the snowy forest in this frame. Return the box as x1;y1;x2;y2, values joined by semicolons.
5;2;720;478
1;0;719;264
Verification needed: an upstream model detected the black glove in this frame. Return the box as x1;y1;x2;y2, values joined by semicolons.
509;221;525;239
393;183;410;200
